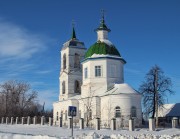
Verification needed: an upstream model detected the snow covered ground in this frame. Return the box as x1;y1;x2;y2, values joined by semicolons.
0;124;179;139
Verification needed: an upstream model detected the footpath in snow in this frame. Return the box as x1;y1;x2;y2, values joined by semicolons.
0;124;180;139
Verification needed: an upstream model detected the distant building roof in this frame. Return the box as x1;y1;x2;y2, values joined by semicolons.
158;103;180;117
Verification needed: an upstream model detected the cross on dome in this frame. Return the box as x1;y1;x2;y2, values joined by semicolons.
95;10;111;32
71;20;76;39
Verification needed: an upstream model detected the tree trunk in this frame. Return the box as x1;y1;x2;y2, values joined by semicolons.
155;68;159;127
152;93;156;118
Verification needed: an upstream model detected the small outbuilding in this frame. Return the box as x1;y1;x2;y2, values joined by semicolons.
158;103;180;126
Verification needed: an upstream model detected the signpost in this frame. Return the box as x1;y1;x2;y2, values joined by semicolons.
68;106;77;138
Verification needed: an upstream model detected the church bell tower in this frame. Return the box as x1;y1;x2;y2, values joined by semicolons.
59;27;86;101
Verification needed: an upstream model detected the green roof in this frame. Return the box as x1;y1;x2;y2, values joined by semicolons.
85;41;121;58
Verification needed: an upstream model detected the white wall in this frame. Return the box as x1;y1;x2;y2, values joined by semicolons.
59;46;86;101
101;94;142;127
53;99;79;126
81;57;125;97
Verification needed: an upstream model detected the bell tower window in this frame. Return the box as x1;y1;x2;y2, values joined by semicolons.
84;67;88;79
63;54;66;69
62;81;65;94
74;80;81;94
74;53;80;68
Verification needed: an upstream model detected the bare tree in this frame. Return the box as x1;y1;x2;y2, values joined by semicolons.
0;80;38;117
102;97;114;127
81;86;95;127
80;83;103;127
139;65;174;127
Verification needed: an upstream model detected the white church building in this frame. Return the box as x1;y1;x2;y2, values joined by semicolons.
53;15;142;128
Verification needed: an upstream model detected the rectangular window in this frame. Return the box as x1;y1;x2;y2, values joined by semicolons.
95;66;102;77
84;68;88;79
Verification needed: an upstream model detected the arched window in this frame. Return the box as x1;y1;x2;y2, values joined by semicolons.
74;80;81;94
115;106;121;118
62;81;65;94
131;106;137;117
61;111;63;120
65;110;67;120
89;109;92;120
63;54;66;69
74;53;80;68
56;112;59;121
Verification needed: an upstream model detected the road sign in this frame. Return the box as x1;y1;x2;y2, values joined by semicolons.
68;106;77;116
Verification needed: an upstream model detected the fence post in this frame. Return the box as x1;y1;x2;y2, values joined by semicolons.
111;118;116;130
95;118;100;130
27;116;30;125
172;117;178;128
6;117;9;124
16;117;19;124
10;117;14;125
149;118;155;131
129;118;134;131
68;118;72;129
49;117;52;126
59;117;62;127
79;118;84;129
22;117;24;125
41;116;45;125
1;117;4;124
33;116;37;125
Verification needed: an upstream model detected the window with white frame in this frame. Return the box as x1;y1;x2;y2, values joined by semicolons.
110;64;116;77
84;67;88;79
89;109;92;120
95;66;102;77
115;106;121;118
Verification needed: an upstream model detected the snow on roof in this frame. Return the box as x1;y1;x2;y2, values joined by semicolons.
114;83;139;94
99;39;113;46
91;54;121;59
58;83;140;102
158;103;180;117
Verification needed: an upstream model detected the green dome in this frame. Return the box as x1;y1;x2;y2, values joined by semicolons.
85;41;121;58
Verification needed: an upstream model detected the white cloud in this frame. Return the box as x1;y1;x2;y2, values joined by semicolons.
35;70;53;74
0;19;48;59
0;18;58;110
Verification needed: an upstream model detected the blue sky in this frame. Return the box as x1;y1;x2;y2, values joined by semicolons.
0;0;180;109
